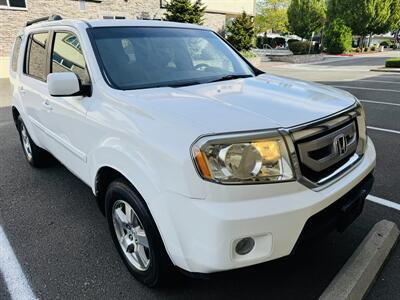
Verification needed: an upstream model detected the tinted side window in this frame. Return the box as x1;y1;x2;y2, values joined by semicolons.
11;36;22;73
27;32;48;81
51;32;90;85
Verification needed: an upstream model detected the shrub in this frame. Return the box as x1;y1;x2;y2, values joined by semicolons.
288;41;314;55
370;45;376;51
256;36;265;49
226;12;255;51
355;47;361;53
385;58;400;68
324;18;352;54
380;41;389;47
240;50;256;59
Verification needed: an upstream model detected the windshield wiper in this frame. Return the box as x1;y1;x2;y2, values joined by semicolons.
208;74;253;83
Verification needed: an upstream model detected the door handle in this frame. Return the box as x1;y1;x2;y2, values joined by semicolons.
18;86;26;95
42;100;53;111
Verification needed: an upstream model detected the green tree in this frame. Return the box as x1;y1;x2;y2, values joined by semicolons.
164;0;206;25
226;12;255;51
367;0;392;45
254;0;290;34
288;0;326;39
380;0;400;32
324;18;352;54
327;0;397;48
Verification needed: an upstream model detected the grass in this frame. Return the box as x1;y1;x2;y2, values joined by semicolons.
240;50;256;59
385;58;400;68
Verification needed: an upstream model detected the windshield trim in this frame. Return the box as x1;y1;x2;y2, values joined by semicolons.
86;26;264;91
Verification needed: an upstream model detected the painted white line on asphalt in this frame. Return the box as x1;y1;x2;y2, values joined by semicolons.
367;126;400;135
334;85;400;93
0;121;13;127
0;226;37;300
367;195;400;211
361;99;400;107
359;79;400;84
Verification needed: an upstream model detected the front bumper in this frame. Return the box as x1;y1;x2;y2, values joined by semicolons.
156;138;376;273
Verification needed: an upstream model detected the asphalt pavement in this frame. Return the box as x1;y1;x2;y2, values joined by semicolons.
0;57;400;299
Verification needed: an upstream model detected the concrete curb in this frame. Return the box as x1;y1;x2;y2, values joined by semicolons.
319;220;399;300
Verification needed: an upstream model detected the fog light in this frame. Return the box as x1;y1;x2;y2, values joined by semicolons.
235;237;255;255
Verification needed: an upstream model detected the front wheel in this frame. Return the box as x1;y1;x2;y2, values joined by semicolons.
105;178;174;287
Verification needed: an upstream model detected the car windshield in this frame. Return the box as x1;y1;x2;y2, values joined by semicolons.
90;26;255;90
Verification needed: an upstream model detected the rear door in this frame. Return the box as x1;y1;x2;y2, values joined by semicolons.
20;31;51;148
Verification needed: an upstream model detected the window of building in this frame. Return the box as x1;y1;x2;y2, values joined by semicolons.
51;32;90;85
103;16;126;20
11;36;22;72
79;0;86;11
0;0;27;9
26;32;48;81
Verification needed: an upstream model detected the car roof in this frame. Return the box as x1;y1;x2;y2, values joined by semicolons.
23;18;209;33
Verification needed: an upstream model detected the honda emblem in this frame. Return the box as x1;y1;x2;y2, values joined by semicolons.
334;134;348;156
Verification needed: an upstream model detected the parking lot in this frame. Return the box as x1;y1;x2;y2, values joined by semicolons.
1;57;400;299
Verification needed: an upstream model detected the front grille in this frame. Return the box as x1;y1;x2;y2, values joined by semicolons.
294;116;359;183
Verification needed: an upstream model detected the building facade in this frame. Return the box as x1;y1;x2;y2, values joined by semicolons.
0;0;255;77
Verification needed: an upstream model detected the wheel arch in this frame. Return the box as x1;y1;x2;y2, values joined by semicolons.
12;106;20;127
94;166;143;215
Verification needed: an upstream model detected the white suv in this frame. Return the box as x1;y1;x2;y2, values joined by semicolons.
9;16;376;287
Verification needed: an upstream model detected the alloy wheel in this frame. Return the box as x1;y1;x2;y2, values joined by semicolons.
112;200;151;271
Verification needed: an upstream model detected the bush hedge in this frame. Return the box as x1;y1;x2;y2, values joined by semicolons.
324;19;352;54
240;50;256;59
288;41;314;55
256;36;286;49
385;58;400;68
380;41;389;47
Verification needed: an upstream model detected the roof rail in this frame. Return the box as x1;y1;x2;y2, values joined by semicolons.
26;15;62;27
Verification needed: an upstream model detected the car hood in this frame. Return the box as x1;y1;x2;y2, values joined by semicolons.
118;73;356;135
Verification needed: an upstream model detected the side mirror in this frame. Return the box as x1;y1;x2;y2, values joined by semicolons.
47;72;83;97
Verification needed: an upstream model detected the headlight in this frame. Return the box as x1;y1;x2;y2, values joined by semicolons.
191;131;295;184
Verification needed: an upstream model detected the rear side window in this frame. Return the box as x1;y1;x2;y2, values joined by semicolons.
26;32;49;81
11;36;22;72
51;31;90;85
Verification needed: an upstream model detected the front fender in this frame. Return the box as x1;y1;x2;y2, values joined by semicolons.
88;143;190;268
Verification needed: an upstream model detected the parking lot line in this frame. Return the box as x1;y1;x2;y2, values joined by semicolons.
333;85;400;93
367;126;400;135
0;226;37;300
361;99;400;107
0;121;13;127
367;195;400;211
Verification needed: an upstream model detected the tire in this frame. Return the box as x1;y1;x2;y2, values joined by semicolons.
105;178;174;287
17;116;52;168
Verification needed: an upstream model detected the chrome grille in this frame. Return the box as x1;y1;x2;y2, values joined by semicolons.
287;107;362;187
297;121;357;173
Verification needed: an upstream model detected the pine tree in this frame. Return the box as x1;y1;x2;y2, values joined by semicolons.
191;0;206;24
226;12;255;51
164;0;205;25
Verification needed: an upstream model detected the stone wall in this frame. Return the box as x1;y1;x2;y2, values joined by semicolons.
268;54;324;64
0;0;227;57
